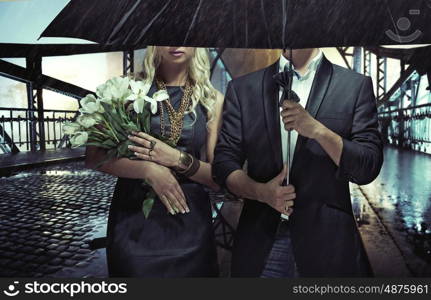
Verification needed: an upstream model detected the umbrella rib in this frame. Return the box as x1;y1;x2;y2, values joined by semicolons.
281;0;287;50
260;0;273;48
107;0;144;43
244;0;248;48
136;0;173;44
183;0;204;44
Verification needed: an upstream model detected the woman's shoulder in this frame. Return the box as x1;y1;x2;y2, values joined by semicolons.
214;89;225;111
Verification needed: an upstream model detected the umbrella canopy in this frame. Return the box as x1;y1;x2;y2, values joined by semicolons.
41;0;431;49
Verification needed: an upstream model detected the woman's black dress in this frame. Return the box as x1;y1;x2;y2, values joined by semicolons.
106;85;218;277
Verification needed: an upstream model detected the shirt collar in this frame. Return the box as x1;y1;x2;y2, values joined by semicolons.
279;50;323;81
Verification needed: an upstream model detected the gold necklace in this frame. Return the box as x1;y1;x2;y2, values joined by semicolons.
156;78;193;145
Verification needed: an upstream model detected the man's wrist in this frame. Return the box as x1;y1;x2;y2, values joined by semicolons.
254;182;267;203
312;122;329;141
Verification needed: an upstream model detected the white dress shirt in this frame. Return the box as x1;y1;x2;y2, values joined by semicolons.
279;50;323;170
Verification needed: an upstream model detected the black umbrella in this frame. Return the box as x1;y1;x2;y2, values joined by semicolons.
40;0;431;220
41;0;431;49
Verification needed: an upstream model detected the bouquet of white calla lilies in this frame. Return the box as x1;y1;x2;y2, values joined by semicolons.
63;76;174;218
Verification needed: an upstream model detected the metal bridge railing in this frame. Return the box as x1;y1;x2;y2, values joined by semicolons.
378;103;431;153
0;107;77;153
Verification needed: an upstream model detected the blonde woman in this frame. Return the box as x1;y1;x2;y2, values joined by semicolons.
85;47;224;277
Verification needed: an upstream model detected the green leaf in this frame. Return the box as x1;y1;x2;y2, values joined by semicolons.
142;198;155;219
122;122;139;132
100;102;113;112
86;142;111;149
102;139;117;148
117;140;133;156
139;113;151;134
102;106;127;137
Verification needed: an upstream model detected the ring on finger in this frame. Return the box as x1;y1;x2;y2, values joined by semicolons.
150;140;156;150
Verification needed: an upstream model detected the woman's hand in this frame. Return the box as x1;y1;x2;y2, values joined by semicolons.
145;163;190;215
128;131;181;168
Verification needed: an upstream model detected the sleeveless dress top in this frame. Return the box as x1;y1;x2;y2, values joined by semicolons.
106;83;219;277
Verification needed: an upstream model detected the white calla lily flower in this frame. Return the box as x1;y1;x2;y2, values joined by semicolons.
128;80;152;103
77;114;98;128
63;122;81;135
96;76;131;102
146;96;160;114
133;98;146;114
153;90;170;102
70;131;88;148
130;80;151;96
80;94;104;114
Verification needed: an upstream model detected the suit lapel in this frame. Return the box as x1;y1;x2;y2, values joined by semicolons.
292;55;334;165
262;61;283;170
262;56;333;173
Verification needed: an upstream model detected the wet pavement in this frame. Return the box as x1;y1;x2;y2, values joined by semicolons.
358;146;431;276
0;145;430;277
0;162;114;278
0;161;237;278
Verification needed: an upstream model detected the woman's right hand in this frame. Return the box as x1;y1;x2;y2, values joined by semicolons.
145;163;190;215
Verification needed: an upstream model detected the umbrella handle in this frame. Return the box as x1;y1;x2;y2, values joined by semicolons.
280;131;291;221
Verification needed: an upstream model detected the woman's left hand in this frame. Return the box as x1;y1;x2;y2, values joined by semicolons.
128;131;180;168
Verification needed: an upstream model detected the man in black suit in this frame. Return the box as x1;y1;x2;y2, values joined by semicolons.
212;48;384;277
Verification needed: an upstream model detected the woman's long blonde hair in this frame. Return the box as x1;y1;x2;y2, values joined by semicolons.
140;46;218;122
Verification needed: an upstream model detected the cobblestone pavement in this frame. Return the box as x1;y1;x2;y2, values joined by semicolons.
0;161;237;278
0;161;115;278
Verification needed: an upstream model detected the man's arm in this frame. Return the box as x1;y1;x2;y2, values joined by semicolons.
213;82;295;215
313;126;343;166
212;81;246;187
281;76;383;185
334;77;384;184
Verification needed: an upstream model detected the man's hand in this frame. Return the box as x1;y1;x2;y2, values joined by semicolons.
257;164;296;216
281;100;344;166
281;100;325;139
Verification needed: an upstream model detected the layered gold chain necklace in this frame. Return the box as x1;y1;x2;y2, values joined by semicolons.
156;77;193;145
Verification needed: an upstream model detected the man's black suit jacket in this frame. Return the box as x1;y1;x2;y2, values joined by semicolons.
213;55;384;277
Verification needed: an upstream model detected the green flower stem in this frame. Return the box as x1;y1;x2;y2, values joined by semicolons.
103;119;120;143
89;129;109;138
